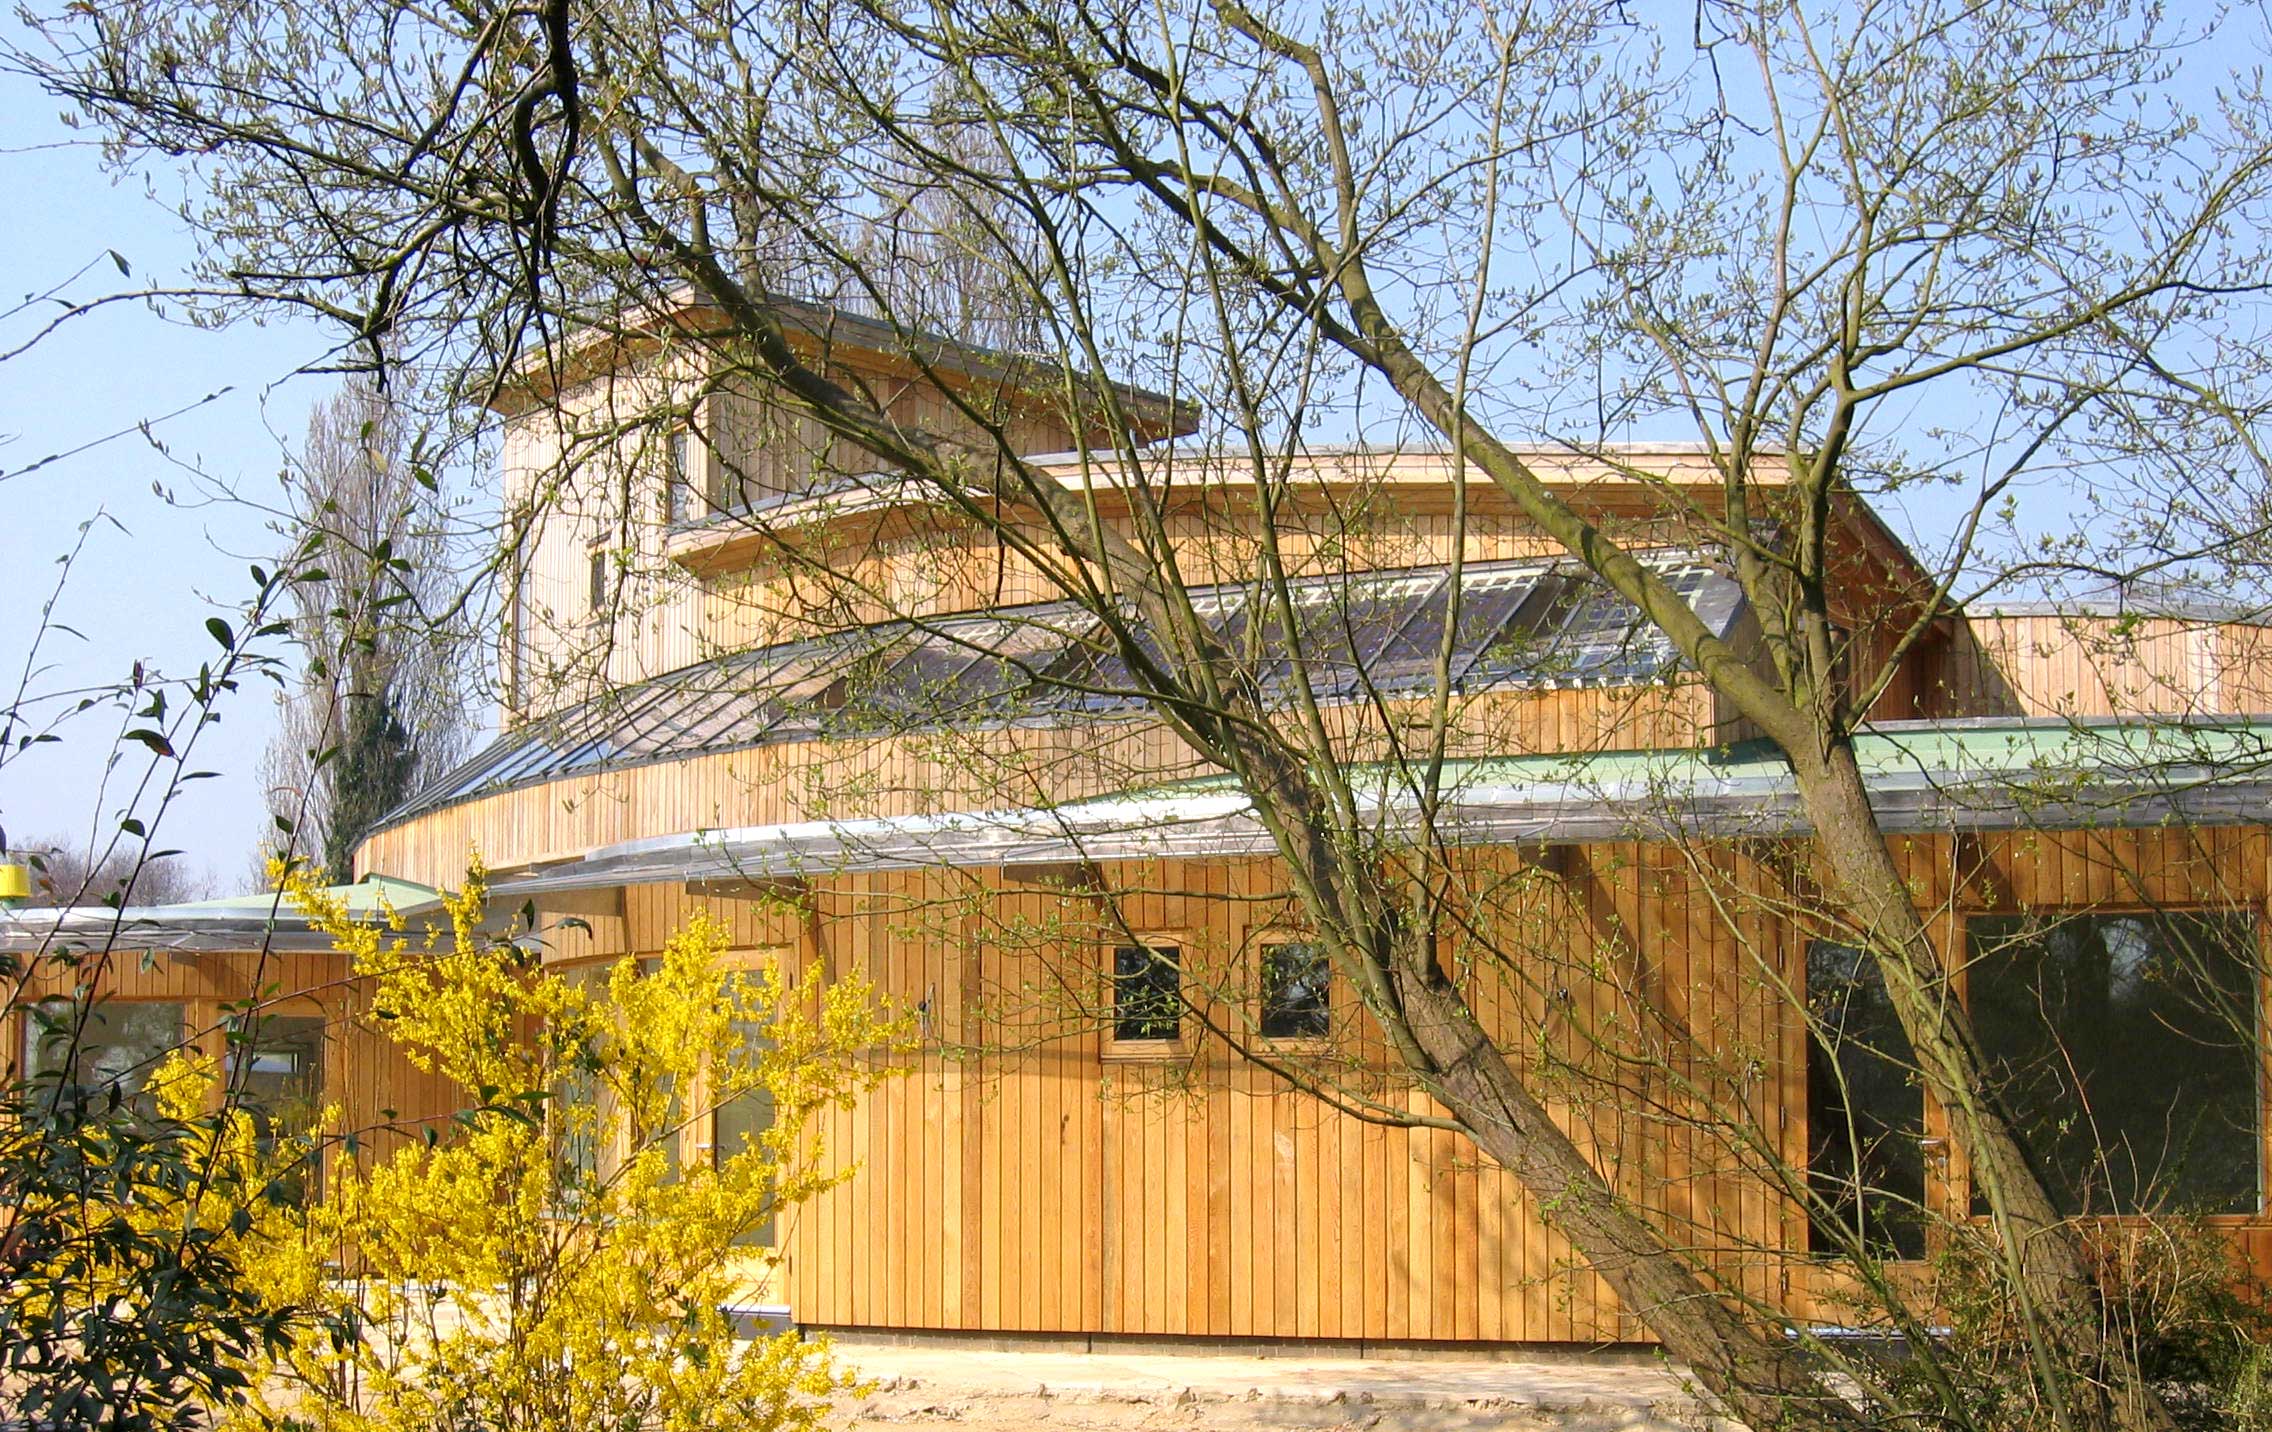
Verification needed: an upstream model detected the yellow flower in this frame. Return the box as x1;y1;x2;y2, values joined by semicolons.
209;860;912;1432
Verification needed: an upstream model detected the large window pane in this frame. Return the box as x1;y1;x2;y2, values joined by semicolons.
226;1014;325;1140
1970;912;2261;1216
551;965;610;1209
24;1000;185;1123
1806;942;1926;1259
635;956;682;1183
225;1013;326;1199
715;984;776;1248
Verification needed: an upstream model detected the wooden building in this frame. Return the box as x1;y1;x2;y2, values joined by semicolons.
0;879;464;1168
47;301;2272;1351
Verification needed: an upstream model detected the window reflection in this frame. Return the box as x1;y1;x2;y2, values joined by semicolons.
24;999;185;1125
1969;912;2261;1216
1806;942;1927;1259
1260;943;1331;1039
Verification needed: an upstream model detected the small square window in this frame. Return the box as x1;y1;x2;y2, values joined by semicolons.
1112;944;1180;1042
1260;941;1330;1039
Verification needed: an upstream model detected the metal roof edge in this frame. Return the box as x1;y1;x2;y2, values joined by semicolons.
0;878;451;956
477;736;2272;896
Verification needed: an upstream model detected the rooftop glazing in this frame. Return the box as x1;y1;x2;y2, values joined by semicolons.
381;551;1739;830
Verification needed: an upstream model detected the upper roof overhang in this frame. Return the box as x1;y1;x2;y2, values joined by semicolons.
482;290;1202;443
471;717;2272;896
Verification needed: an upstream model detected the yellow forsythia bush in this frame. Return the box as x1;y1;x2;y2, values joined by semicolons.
196;859;910;1432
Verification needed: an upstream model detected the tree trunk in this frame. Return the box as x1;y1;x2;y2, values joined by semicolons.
1789;738;2174;1432
1350;315;2175;1432
1391;971;1856;1432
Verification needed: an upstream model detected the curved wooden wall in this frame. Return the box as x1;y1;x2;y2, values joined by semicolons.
6;948;464;1166
517;825;2272;1346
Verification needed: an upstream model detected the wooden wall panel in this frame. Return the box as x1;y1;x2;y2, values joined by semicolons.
8;948;464;1165
508;827;2272;1348
1944;614;2272;720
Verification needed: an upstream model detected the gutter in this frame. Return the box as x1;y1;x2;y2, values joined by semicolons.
480;753;2272;899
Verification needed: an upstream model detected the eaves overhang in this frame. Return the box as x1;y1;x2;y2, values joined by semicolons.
0;878;446;957
478;718;2272;897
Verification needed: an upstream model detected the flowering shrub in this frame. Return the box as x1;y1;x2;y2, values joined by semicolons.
0;1044;326;1431
199;860;911;1432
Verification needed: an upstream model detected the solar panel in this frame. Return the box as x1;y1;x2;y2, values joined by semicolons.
1366;567;1538;695
1253;569;1449;700
1051;589;1235;713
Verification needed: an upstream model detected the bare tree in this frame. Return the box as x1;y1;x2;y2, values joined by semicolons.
18;1;2272;1428
845;73;1051;356
259;377;471;883
13;834;210;909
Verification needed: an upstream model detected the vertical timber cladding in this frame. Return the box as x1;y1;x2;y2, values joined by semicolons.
591;828;2272;1344
7;947;463;1169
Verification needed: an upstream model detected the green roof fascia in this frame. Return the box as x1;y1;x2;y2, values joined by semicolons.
162;874;443;920
1442;716;2272;792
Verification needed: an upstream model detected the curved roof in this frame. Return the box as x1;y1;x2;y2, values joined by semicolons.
476;717;2272;895
378;551;1743;832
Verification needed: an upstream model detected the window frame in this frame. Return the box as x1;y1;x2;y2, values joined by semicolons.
20;995;189;1124
587;949;786;1245
1103;935;1186;1057
692;946;787;1251
586;543;613;620
664;424;710;527
688;947;785;1161
547;959;622;1203
14;991;337;1149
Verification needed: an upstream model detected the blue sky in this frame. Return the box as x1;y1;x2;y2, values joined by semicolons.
0;56;344;893
0;4;2220;898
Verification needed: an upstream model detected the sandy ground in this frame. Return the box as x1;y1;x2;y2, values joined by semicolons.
825;1344;1726;1432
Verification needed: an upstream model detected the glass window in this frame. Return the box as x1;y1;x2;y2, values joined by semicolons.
634;955;682;1184
714;983;776;1248
1805;942;1926;1259
667;428;702;524
1260;942;1331;1039
1112;944;1180;1042
1970;912;2261;1216
550;965;610;1208
225;1013;326;1199
24;1000;185;1123
587;546;611;615
226;1014;325;1141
